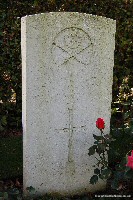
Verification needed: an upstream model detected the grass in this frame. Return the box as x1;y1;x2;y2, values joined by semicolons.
0;136;23;179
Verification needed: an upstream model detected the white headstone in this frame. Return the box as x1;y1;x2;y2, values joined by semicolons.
21;12;116;196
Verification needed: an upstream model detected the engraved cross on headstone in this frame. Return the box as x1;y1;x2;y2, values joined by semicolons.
55;62;86;174
52;27;93;66
55;108;86;164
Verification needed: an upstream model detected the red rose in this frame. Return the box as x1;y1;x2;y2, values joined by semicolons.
96;118;105;130
126;150;133;169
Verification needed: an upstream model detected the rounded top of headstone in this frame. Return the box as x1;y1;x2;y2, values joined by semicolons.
22;12;116;24
21;12;116;35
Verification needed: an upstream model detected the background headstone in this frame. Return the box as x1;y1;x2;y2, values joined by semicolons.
21;12;116;196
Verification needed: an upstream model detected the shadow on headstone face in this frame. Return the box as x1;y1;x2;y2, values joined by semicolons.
21;12;116;196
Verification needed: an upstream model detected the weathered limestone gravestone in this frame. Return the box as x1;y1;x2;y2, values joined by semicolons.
21;12;116;196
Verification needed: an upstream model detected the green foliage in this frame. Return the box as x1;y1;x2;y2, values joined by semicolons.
94;168;100;175
89;100;133;190
88;129;114;184
88;145;96;156
0;137;22;179
100;168;112;180
0;0;133;131
0;192;8;200
110;160;133;191
109;98;133;164
90;175;98;185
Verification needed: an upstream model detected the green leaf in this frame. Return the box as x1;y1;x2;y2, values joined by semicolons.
100;168;112;179
34;0;39;6
124;111;130;120
88;145;96;156
104;134;114;141
0;192;3;197
26;186;36;194
114;171;124;180
94;141;98;144
111;179;120;190
93;134;103;141
118;157;127;170
124;168;133;179
94;168;100;175
96;143;106;154
8;188;19;195
104;134;110;138
17;194;22;200
90;175;98;185
81;197;89;200
0;124;4;131
0;32;3;36
3;192;8;199
1;115;7;126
